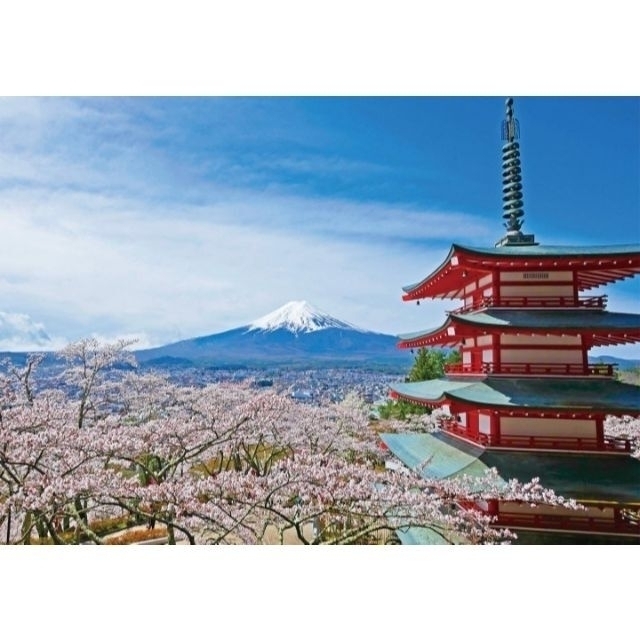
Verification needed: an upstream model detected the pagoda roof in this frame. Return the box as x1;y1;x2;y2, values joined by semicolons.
389;377;640;414
457;243;640;258
402;243;640;300
398;309;640;348
454;309;640;330
381;432;492;480
380;431;640;502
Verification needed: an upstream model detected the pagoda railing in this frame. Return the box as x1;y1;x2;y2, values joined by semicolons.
493;511;639;536
456;500;639;536
440;420;489;443
444;362;617;377
604;436;635;452
448;294;607;314
439;420;632;453
487;434;631;453
444;363;488;375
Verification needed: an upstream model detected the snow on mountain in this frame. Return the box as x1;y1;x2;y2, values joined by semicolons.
247;301;367;334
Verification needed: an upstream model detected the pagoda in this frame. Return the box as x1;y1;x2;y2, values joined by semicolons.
384;99;640;542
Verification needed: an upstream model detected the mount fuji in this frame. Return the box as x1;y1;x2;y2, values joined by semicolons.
135;301;412;368
247;301;361;334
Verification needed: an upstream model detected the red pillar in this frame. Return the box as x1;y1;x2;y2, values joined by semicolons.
581;334;589;375
595;415;604;449
467;412;479;440
493;412;501;446
572;268;579;305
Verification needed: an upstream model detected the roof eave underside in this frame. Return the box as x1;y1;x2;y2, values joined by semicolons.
397;312;640;349
402;244;640;301
397;316;459;348
390;379;640;415
402;245;457;301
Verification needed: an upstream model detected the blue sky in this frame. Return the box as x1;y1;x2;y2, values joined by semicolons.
0;96;638;357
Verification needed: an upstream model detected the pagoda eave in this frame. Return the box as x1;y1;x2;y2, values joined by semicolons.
402;244;640;301
587;332;640;347
391;387;635;419
397;323;640;350
380;432;640;500
389;388;445;409
390;378;640;416
401;246;488;302
397;331;459;350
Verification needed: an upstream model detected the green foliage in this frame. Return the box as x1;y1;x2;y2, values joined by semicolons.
407;348;460;382
378;399;428;420
136;454;169;486
377;349;462;421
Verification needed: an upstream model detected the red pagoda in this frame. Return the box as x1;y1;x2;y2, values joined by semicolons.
384;99;640;542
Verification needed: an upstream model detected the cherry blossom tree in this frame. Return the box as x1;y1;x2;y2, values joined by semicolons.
0;339;585;545
603;415;640;525
604;415;640;459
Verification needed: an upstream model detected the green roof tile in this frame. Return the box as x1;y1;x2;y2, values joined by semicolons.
391;379;476;402
395;527;450;545
390;378;640;412
455;243;640;257
381;432;640;501
454;309;640;330
481;449;640;501
380;432;492;480
398;310;640;342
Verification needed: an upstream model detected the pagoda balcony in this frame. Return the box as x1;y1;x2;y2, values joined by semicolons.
439;419;632;453
448;294;607;314
492;510;640;536
486;434;631;453
457;499;640;537
444;362;617;377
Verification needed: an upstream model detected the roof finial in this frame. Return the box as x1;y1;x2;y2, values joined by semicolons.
502;97;520;144
501;98;524;233
495;98;536;247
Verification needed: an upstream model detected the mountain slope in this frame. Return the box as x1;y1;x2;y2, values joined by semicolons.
135;301;411;367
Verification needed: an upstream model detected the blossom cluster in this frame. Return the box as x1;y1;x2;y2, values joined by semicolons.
0;340;585;545
604;415;640;459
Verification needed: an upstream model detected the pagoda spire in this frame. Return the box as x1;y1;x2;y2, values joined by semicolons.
496;98;536;247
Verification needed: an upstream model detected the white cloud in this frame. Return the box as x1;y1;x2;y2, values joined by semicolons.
0;178;490;346
0;310;65;352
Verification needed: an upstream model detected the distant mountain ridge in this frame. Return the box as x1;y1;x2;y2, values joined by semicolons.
135;301;411;368
1;300;638;372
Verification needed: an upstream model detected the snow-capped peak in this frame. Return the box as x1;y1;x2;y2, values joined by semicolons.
248;301;365;334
